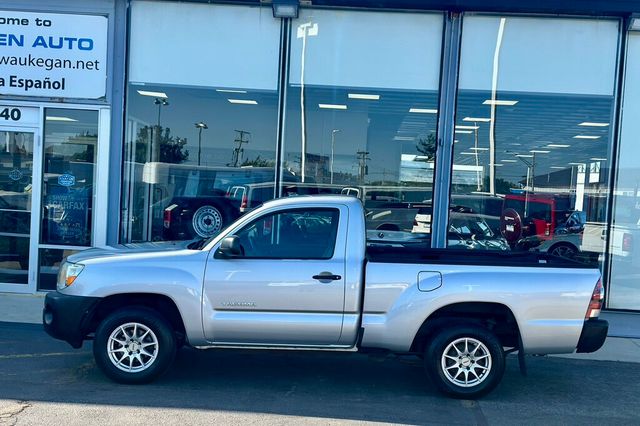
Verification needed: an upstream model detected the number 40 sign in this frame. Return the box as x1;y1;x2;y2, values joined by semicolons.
0;105;39;127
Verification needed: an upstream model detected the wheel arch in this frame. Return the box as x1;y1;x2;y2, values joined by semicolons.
86;293;187;343
410;302;521;354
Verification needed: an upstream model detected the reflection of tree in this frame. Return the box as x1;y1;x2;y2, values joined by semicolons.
240;155;275;167
68;132;98;162
483;177;512;194
134;126;189;164
415;134;437;161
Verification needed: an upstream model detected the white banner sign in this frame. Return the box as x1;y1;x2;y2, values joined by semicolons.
0;11;108;99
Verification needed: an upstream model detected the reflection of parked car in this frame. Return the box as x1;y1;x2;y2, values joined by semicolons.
229;181;341;214
372;207;509;251
450;193;504;234
160;165;287;240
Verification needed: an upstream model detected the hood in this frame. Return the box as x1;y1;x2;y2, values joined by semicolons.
66;239;196;264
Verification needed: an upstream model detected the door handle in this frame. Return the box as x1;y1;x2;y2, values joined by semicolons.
312;272;342;281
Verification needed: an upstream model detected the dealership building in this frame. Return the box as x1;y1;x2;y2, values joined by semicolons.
0;0;639;314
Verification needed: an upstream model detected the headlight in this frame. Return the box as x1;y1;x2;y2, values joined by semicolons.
57;262;85;291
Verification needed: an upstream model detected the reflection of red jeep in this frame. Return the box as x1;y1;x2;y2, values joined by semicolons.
501;194;556;247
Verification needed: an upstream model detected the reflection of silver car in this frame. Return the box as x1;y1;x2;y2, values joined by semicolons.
370;212;509;251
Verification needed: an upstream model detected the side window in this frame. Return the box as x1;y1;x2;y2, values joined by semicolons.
234;208;340;259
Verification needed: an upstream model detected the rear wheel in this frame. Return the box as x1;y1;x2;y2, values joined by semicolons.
425;325;505;398
93;307;176;384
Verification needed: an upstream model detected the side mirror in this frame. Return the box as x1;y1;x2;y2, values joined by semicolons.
214;235;244;259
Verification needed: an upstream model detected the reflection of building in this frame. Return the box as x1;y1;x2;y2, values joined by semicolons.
4;0;640;319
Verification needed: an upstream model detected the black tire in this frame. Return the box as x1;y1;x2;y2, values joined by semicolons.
548;243;578;259
424;325;505;399
93;307;177;384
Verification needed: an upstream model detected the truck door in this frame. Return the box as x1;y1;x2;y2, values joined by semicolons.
203;206;347;346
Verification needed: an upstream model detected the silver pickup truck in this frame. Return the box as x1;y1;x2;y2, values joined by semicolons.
43;195;608;398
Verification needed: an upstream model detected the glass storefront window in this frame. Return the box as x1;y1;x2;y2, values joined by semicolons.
608;32;640;310
283;9;443;243
122;1;281;242
448;16;619;266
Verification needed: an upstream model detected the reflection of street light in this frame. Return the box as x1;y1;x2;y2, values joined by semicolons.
194;122;208;166
154;98;169;127
330;129;340;184
297;22;318;182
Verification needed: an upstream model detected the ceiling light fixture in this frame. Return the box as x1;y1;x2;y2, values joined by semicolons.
216;89;247;94
228;99;258;105
137;90;168;98
455;125;479;130
530;150;550;153
454;130;473;134
579;122;609;127
590;157;608;161
482;99;518;106
319;103;347;110
546;144;570;148
573;135;601;139
348;93;380;100
409;108;438;114
463;117;492;122
45;116;78;122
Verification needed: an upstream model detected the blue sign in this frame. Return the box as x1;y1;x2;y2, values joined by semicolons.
8;168;23;181
58;173;75;187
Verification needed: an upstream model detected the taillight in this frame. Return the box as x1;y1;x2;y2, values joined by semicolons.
545;223;551;236
163;204;178;229
240;195;248;210
622;233;633;253
163;209;172;229
585;278;604;319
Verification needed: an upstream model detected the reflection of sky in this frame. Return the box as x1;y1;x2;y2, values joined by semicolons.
127;85;278;166
284;86;439;185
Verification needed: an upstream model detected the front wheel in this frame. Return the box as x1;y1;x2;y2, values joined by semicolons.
93;308;176;384
424;325;505;398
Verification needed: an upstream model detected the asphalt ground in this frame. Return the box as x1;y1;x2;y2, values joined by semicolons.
1;322;639;425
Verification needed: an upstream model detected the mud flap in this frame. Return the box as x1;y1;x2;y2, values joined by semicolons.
518;332;527;376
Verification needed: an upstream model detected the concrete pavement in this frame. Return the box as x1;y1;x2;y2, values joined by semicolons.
1;291;639;363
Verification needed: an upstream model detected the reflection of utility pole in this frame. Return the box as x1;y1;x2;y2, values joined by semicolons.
194;122;208;166
152;98;169;162
330;129;340;184
297;21;319;183
230;130;250;167
356;150;370;184
473;122;482;191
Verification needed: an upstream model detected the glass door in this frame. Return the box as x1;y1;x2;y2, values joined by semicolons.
0;127;39;293
37;109;100;291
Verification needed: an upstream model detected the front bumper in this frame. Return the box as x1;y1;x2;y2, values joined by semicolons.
576;319;609;353
43;291;101;348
